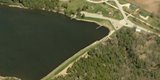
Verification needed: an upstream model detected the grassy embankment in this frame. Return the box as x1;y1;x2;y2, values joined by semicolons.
41;33;110;80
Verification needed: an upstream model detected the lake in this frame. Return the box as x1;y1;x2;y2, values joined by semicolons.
0;6;109;80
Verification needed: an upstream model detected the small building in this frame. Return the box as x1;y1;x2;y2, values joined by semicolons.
136;28;141;32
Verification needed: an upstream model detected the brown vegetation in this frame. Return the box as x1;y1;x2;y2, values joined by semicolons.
129;0;160;15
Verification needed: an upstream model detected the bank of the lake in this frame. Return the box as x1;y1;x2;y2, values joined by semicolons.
0;3;63;15
0;5;109;80
0;76;21;80
41;31;112;80
0;3;114;31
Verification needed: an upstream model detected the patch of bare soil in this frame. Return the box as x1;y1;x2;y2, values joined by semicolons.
130;0;160;15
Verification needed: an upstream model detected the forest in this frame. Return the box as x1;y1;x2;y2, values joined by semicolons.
54;27;160;80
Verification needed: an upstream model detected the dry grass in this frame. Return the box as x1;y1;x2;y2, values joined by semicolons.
129;0;160;15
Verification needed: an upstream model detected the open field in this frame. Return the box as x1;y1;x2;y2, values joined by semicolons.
130;0;160;15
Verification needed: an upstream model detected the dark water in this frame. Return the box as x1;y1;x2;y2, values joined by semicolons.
0;6;109;80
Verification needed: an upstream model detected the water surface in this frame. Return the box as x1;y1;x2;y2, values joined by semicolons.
0;6;109;80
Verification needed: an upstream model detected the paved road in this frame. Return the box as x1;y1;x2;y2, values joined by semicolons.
86;0;108;3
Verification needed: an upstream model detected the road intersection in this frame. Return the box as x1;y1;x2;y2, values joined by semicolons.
85;0;160;36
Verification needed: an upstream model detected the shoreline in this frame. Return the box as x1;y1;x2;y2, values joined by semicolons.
0;2;113;31
0;76;21;80
41;34;111;80
0;3;27;9
54;52;89;78
41;29;116;80
75;18;113;31
0;3;64;14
